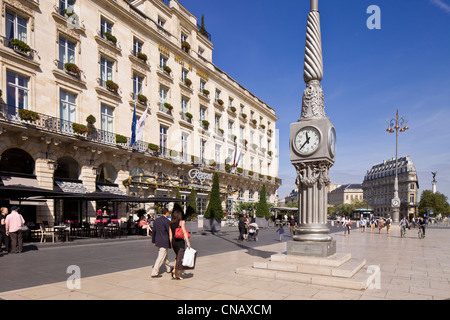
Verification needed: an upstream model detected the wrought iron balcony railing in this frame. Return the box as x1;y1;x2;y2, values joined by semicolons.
0;103;281;184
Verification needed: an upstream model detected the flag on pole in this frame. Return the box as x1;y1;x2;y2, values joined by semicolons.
135;105;149;143
232;141;237;167
130;102;137;147
232;148;242;173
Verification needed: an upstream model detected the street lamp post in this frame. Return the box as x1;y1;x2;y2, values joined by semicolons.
386;109;409;223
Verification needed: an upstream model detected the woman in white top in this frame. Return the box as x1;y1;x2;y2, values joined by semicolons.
343;216;351;235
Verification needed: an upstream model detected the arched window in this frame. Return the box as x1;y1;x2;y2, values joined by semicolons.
96;163;117;184
55;156;79;180
0;148;34;175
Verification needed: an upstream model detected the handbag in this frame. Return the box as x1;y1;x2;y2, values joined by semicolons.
182;247;197;269
175;221;190;239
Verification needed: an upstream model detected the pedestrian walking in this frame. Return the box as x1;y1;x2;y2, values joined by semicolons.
276;225;285;242
0;207;11;253
385;215;392;234
399;216;408;237
238;214;247;242
370;217;376;233
151;208;173;278
5;206;25;254
360;216;366;233
378;217;384;234
170;209;191;280
288;215;297;238
343;216;351;235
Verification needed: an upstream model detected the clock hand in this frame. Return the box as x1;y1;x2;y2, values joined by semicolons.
299;137;310;150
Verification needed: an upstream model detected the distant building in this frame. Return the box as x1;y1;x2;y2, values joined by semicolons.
328;184;363;207
362;156;419;219
284;188;298;204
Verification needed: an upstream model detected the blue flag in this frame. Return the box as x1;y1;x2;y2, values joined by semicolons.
130;102;136;147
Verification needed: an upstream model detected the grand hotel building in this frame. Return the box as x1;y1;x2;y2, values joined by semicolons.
0;0;280;224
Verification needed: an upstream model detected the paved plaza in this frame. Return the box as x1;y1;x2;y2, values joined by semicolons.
0;224;449;300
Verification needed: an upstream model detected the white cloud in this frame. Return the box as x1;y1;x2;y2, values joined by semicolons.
430;0;450;14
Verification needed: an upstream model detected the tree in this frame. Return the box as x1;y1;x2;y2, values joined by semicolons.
256;185;270;219
173;187;183;213
199;14;207;36
418;190;450;217
204;172;224;219
185;188;197;221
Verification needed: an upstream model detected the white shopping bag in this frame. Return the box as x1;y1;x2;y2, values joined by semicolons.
182;247;197;269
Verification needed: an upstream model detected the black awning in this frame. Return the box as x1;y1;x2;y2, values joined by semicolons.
0;185;66;200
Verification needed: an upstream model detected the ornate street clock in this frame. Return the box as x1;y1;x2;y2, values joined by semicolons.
288;0;337;254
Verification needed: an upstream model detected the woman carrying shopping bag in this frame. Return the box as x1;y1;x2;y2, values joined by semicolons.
170;209;191;280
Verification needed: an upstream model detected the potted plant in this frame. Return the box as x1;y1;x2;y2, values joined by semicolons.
64;62;80;76
137;94;148;104
185;188;199;233
230;106;236;112
248;170;254;176
72;123;88;135
103;32;117;45
86;115;97;136
184;112;193;122
163;65;172;74
184;78;192;87
181;41;191;52
148;143;159;152
18;109;39;122
201;119;209;129
9;38;31;54
217;99;224;106
137;52;147;62
237;167;243;174
163;103;173;113
62;8;75;17
105;80;119;93
115;134;127;144
203;172;223;232
241;113;247;119
225;164;231;172
251;119;257;125
202;89;210;97
255;185;270;228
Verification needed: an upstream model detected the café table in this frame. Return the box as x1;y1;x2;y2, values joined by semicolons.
54;225;70;242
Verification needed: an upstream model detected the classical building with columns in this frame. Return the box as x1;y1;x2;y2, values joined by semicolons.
0;0;280;224
362;156;419;219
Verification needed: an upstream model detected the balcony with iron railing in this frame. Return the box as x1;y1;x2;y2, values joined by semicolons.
0;103;281;185
1;36;38;61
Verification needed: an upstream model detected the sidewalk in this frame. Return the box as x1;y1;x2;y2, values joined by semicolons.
1;225;449;300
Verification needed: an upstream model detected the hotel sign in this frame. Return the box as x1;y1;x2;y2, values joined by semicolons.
188;168;213;183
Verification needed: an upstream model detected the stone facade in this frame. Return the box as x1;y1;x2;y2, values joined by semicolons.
362;156;419;218
0;0;280;224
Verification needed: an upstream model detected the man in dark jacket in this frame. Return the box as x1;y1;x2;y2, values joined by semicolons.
151;208;173;278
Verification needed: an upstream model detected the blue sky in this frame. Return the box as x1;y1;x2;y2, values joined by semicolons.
182;0;450;201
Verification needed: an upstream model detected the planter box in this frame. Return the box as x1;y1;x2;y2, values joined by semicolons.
255;217;269;228
203;218;221;232
185;221;199;234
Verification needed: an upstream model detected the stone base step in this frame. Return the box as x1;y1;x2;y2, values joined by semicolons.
253;257;366;278
270;252;351;267
236;264;379;290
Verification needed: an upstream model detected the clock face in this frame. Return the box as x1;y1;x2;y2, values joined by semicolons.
329;127;336;157
293;126;321;155
392;199;400;207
